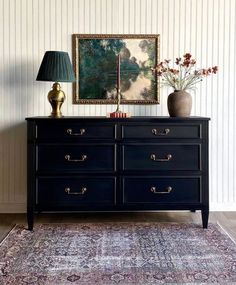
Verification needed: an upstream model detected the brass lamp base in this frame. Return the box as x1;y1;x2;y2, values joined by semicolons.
47;82;65;118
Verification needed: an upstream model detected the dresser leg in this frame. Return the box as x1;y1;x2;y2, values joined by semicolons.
201;209;209;229
27;208;34;231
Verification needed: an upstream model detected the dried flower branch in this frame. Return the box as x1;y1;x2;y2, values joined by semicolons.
152;53;218;91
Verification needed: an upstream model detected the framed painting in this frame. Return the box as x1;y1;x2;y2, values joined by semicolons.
72;34;160;104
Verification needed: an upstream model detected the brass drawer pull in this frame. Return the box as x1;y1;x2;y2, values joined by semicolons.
150;186;172;194
65;187;87;195
67;128;86;136
150;154;172;161
152;128;170;136
65;154;87;162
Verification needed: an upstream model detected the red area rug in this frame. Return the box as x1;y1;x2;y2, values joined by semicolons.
0;223;236;284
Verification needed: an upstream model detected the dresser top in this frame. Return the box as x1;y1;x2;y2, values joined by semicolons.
25;116;210;121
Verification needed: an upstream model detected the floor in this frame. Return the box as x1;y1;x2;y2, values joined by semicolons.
0;211;236;243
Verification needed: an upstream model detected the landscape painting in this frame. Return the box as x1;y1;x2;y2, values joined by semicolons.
72;34;160;104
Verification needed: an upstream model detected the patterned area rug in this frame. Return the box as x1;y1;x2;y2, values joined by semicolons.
0;223;236;285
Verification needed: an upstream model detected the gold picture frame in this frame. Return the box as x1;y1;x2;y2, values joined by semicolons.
72;34;160;104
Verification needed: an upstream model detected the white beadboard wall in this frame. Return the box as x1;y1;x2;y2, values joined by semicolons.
0;0;235;212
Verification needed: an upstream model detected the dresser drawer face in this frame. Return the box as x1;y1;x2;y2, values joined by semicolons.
37;177;116;206
37;123;116;139
122;124;201;139
37;144;116;172
123;177;201;204
122;144;200;171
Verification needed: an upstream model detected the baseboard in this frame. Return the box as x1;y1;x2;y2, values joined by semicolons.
0;203;235;213
210;203;236;211
0;203;26;213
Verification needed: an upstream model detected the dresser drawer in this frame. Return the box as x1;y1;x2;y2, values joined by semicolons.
37;144;116;172
123;176;201;204
122;124;201;139
37;122;116;140
37;177;116;206
122;144;200;171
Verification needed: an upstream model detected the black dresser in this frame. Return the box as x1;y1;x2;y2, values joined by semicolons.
26;116;210;230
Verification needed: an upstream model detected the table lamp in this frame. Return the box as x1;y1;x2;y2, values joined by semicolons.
36;51;75;117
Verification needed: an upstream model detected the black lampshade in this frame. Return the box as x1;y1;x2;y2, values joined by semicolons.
36;51;75;82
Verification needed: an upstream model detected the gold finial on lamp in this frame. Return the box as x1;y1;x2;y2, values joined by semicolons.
36;51;75;117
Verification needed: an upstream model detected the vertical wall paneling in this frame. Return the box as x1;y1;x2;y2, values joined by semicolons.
217;0;224;205
0;0;235;212
0;0;3;204
233;0;236;202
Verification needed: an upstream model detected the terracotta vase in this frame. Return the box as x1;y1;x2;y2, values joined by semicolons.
167;90;192;117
